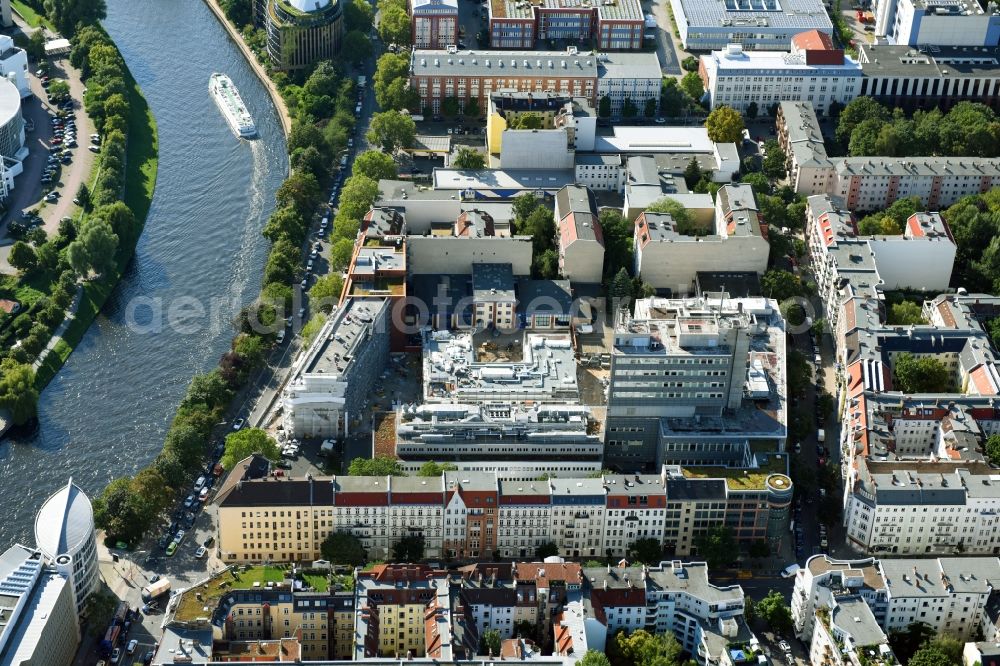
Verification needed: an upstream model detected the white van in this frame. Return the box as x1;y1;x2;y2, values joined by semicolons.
276;330;286;344
193;476;207;492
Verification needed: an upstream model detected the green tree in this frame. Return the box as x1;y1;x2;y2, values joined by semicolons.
344;0;374;31
94;201;139;248
646;197;702;236
893;353;953;393
441;95;461;118
628;537;662;564
353;150;397;181
221;0;253;25
598;96;611;118
392;534;425;561
341;30;372;62
761;269;804;302
683;156;702;190
508;112;544;129
338;174;381;221
682;55;698;71
756;590;793;632
276;170;321;218
263;206;307;245
182;369;232;410
309;273;344;313
329;237;356;271
609;267;633;303
67;220;118;278
348;456;406;475
836;97;890;147
378;4;411;45
93;477;154;545
536;541;559;558
615;629;684;666
44;0;107;36
644;97;657;118
221;428;281;469
858;214;902;235
622;98;638;118
47;79;70;99
576;650;612;666
762;140;786;179
888;301;925;326
598;209;633;278
416;460;458;476
452;146;486;169
681;71;704;102
704;105;744;144
321;532;367;566
481;629;502;657
8;241;37;273
76;182;91;210
367;111;416;153
694;525;737;568
889;623;936;664
0;360;38;425
740;171;771;196
986;434;1000;466
746;101;758;119
748;540;770;559
520;206;556;254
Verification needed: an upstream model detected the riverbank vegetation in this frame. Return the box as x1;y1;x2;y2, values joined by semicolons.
0;10;158;422
94;0;384;544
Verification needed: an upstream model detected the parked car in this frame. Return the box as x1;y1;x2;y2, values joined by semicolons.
232;418;245;430
183;495;194;508
165;542;177;557
195;546;207;559
127;639;138;654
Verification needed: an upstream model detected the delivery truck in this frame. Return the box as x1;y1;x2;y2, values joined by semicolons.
141;578;171;602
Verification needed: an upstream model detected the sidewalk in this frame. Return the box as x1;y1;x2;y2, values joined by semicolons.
31;285;81;370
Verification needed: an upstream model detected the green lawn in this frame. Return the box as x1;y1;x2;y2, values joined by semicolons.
300;572;330;592
33;64;159;390
11;0;52;29
174;566;289;622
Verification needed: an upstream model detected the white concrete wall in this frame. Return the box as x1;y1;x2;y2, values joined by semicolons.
376;196;463;233
867;237;956;291
562;240;604;283
636;236;770;294
499;130;574;169
408;235;533;274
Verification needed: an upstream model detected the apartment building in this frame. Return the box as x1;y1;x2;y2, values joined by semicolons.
623;154;717;221
632;186;770;295
443;472;499;559
808;594;896;666
214;464;444;562
215;463;792;563
280;298;390;439
670;0;833;50
778;101;1000;207
555;184;605;284
806;194;956;326
575;154;624;191
0;545;80;666
355;565;453;660
410;0;458;49
410;48;660;119
487;0;644;49
471;262;516;329
833;157;1000;211
777;101;834;196
605;295;787;469
700;32;862;114
794;555;1000;644
874;0;1000;45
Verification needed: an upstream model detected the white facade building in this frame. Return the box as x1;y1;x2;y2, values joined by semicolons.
874;0;1000;46
701;37;861;114
794;555;1000;644
595;52;662;118
670;0;833;50
33;479;98;613
0;35;29;98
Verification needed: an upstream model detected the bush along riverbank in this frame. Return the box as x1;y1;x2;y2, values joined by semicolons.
94;1;384;545
0;19;158;430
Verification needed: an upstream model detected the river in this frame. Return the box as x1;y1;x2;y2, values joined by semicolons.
0;0;287;547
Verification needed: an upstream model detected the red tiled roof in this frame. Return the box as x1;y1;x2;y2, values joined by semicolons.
792;29;835;51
